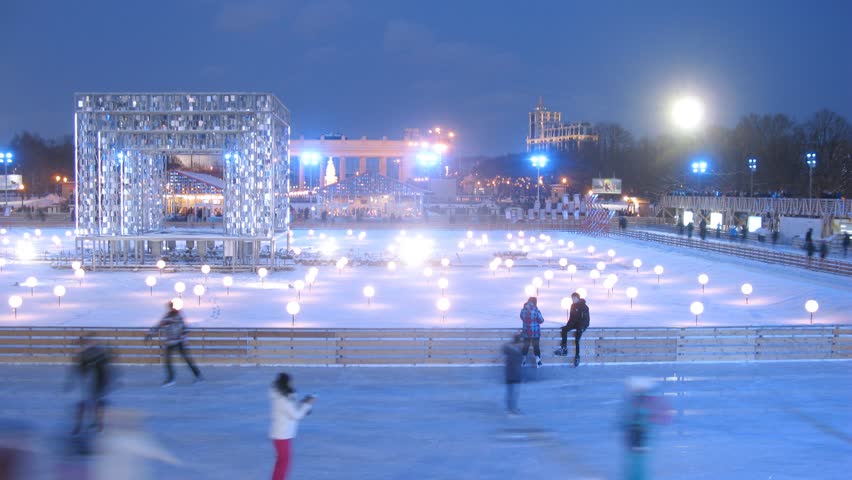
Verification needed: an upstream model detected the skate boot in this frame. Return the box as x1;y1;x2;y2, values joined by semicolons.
536;356;543;368
521;358;527;367
573;356;580;367
554;347;567;356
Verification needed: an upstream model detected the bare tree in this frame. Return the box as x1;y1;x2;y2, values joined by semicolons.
803;109;852;196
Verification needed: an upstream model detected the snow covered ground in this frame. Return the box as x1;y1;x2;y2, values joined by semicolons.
0;227;849;329
3;361;850;479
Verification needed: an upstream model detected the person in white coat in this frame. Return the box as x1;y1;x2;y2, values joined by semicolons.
269;373;315;480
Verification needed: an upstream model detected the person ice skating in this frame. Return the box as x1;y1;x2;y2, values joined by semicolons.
805;228;813;244
519;297;544;368
699;219;707;240
146;301;201;386
819;240;828;260
270;373;315;480
65;334;113;435
555;292;590;366
502;334;524;415
843;232;850;258
621;377;670;480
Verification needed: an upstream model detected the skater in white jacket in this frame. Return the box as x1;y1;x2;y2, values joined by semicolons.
269;373;315;480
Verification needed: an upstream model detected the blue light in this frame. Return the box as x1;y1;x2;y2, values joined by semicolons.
805;152;816;168
529;154;548;168
417;152;439;166
691;161;707;174
748;158;757;171
302;152;321;165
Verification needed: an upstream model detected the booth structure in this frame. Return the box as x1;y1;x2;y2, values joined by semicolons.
73;92;291;268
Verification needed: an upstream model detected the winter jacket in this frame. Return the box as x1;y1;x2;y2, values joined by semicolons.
269;389;313;440
568;299;591;330
149;310;187;346
502;342;523;383
520;302;544;338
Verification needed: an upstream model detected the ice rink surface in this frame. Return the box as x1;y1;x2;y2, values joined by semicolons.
2;361;850;479
0;227;849;329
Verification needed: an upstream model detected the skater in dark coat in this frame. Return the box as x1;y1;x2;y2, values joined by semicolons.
146;301;201;386
556;292;590;366
819;241;829;260
843;232;850;258
502;334;524;415
65;335;113;434
519;297;544;368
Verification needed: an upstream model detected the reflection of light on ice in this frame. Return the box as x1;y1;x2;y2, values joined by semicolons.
16;241;35;261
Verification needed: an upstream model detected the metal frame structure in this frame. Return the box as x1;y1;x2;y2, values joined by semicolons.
74;93;291;239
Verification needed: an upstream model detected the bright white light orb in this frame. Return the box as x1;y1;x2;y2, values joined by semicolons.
441;258;450;268
532;277;543;288
457;241;465;250
9;295;22;309
654;265;664;276
567;265;577;274
590;270;600;280
596;261;606;271
672;96;704;130
286;301;301;316
587;246;596;254
387;261;397;271
423;267;433;278
805;300;819;314
607;249;616;258
174;282;186;294
633;259;643;269
560;297;572;310
24;276;37;288
363;285;375;298
293;247;302;256
626;287;638;299
156;260;166;270
145;275;157;287
506;233;513;240
576;287;588;299
347;229;353;236
558;258;568;268
436;297;450;312
193;284;206;297
71;261;82;271
505;259;514;269
222;276;233;287
293;280;305;291
437;278;449;290
690;301;704;316
518;231;525;237
171;297;184;311
54;285;66;297
543;270;554;281
524;285;536;297
258;267;269;278
74;269;85;280
567;241;575;249
741;283;753;296
201;264;211;275
698;274;709;285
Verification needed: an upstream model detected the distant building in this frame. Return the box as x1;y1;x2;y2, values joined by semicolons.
526;97;597;152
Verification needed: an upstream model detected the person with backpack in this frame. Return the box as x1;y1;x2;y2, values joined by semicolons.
555;292;590;366
519;297;544;368
146;301;202;387
65;334;113;435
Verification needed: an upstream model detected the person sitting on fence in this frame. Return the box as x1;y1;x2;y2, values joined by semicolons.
555;292;590;367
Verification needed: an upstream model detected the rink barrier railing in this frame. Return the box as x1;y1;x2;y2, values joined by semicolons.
0;326;850;366
608;230;852;276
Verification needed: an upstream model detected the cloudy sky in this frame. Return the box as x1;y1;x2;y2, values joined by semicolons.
1;0;850;155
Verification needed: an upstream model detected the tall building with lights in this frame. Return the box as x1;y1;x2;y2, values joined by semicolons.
526;97;597;152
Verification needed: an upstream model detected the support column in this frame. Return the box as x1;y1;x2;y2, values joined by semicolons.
359;157;367;175
379;158;388;177
298;158;305;189
338;157;346;180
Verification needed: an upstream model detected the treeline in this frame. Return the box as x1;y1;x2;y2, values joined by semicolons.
7;132;74;196
472;109;851;198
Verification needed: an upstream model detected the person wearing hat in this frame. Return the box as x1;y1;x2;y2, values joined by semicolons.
519;297;544;368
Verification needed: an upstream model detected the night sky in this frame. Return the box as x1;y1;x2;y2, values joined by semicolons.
1;0;850;155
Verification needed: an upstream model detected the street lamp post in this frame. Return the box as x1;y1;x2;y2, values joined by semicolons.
529;154;548;209
747;158;757;196
805;153;816;199
1;152;12;208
